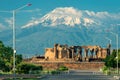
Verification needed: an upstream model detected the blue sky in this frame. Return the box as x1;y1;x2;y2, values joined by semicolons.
0;0;120;12
0;0;120;31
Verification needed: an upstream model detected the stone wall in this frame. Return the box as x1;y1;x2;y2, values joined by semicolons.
32;62;105;71
44;44;110;62
45;48;55;60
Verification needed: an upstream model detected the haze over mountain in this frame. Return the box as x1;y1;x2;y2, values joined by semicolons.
0;7;120;57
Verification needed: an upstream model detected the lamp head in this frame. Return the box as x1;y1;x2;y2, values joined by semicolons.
27;3;32;6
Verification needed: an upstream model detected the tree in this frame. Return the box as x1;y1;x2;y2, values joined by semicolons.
0;41;23;72
104;49;120;68
0;59;6;71
0;41;4;48
16;54;23;65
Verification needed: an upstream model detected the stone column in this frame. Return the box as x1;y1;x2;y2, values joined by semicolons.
71;48;74;59
98;48;102;58
59;51;62;59
90;49;94;58
95;48;98;59
84;48;89;61
84;48;88;58
78;47;82;59
54;44;58;59
67;49;70;58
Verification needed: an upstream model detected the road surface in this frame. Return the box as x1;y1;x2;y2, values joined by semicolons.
41;70;115;80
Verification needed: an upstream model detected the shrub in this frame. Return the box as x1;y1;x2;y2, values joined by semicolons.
58;66;68;71
16;63;42;74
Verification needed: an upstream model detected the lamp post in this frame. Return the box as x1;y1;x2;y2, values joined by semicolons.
105;37;112;54
111;32;119;74
12;4;31;79
0;3;32;79
105;37;112;45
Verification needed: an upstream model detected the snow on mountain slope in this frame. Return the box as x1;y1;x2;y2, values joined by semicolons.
22;7;100;28
22;7;120;30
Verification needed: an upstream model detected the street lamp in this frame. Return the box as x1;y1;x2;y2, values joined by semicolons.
12;3;31;78
105;37;112;55
105;37;112;45
0;3;32;79
110;32;119;74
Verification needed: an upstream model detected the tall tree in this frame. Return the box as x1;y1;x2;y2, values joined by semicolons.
104;49;120;68
0;41;22;72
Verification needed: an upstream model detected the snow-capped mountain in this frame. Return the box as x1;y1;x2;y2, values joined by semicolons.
22;7;120;29
21;7;98;28
0;7;120;57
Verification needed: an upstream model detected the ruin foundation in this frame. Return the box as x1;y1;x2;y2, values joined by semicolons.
32;62;105;71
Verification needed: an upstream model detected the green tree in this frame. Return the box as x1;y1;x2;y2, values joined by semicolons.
0;59;6;71
0;41;23;72
0;41;4;48
16;54;23;65
104;49;120;68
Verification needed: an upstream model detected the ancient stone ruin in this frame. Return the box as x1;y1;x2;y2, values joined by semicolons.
25;43;111;70
44;44;111;62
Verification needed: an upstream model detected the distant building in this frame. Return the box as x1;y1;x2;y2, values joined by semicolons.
44;44;111;62
24;43;110;71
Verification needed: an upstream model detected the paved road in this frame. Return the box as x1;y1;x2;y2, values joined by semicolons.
41;70;115;80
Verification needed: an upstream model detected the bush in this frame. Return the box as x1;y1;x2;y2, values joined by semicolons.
102;66;110;75
16;63;43;74
58;66;68;71
50;70;59;74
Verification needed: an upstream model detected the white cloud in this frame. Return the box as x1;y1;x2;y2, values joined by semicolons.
0;23;5;28
0;23;6;31
85;11;110;18
5;17;13;27
95;12;110;18
84;10;95;16
22;18;41;28
0;17;13;31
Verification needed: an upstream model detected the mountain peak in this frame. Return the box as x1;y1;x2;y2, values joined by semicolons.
40;7;82;27
22;7;120;29
22;7;96;28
